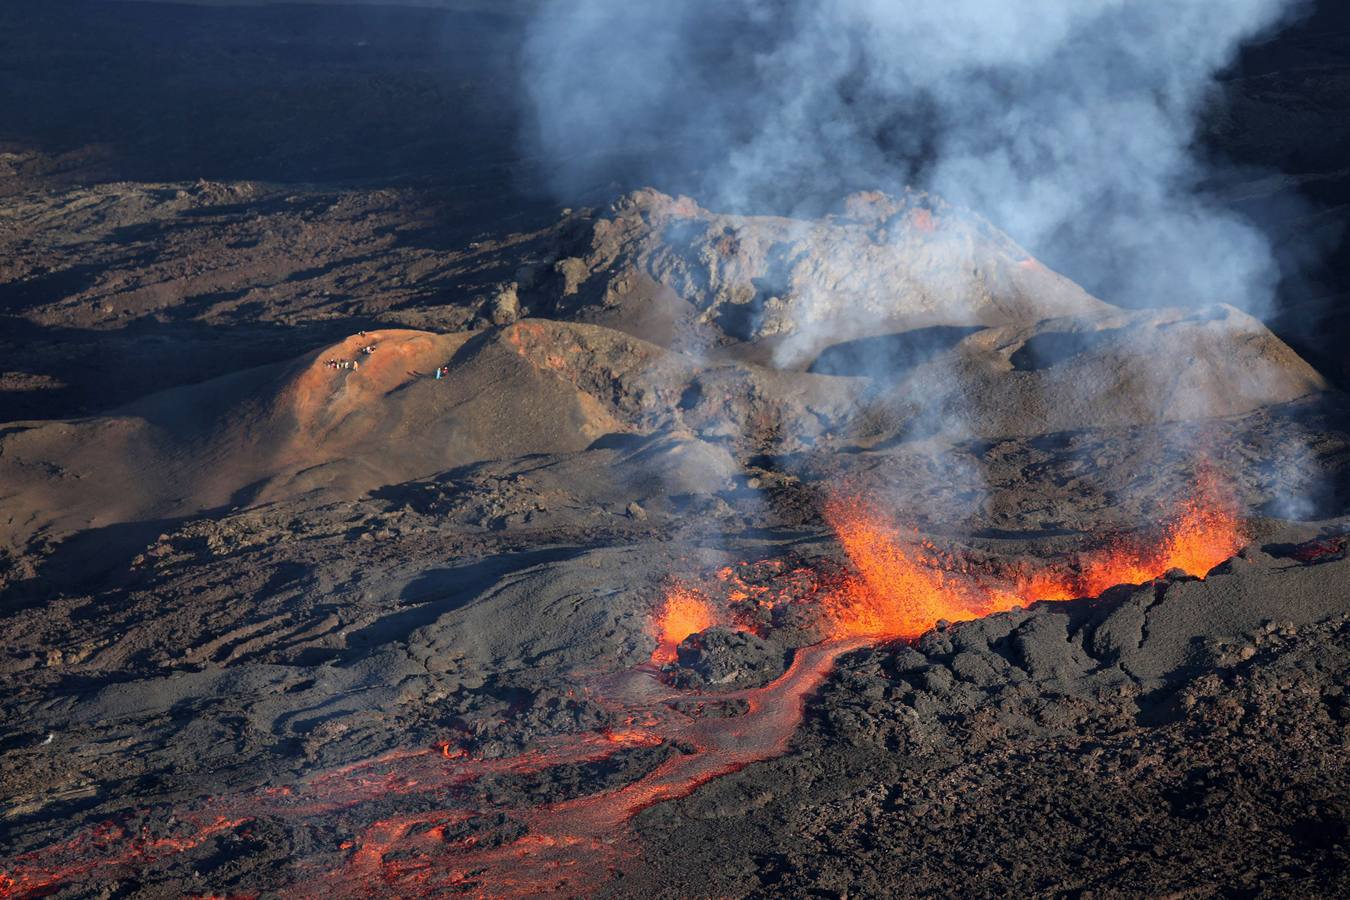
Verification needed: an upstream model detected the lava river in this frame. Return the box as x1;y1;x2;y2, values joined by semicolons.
0;473;1243;898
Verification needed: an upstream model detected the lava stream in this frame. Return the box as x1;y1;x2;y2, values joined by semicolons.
311;638;870;897
0;472;1244;898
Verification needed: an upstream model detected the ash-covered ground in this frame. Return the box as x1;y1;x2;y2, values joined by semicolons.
1;2;1349;898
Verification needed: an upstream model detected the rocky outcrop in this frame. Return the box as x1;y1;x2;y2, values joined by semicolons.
540;189;1108;365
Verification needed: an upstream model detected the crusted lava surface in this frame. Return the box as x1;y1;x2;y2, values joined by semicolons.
2;3;1350;898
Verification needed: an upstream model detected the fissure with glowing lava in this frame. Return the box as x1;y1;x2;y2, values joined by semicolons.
0;472;1243;898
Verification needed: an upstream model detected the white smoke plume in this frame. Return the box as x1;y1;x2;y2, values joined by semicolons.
522;0;1311;315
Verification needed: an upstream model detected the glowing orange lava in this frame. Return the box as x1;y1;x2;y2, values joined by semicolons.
822;498;1020;639
0;469;1247;899
650;585;718;663
0;817;249;899
1011;467;1243;602
819;468;1244;640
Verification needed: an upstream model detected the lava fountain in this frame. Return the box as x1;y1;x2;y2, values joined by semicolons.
819;466;1244;641
650;586;719;664
0;471;1245;898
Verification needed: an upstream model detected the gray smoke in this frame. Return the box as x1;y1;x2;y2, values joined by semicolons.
522;0;1311;315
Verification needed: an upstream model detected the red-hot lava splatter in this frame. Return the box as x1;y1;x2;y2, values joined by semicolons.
650;585;719;663
0;472;1246;899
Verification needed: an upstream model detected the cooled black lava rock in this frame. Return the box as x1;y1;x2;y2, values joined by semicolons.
673;626;784;689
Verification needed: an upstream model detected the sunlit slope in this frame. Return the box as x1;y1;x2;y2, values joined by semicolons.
0;305;1328;554
0;326;633;548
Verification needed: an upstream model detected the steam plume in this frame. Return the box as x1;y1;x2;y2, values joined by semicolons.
522;0;1310;314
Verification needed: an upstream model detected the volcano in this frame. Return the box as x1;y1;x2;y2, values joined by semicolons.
2;3;1350;899
1;180;1345;898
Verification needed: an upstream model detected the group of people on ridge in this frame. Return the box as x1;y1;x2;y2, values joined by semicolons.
325;333;378;372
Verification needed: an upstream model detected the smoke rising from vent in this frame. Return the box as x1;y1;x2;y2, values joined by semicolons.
522;0;1310;314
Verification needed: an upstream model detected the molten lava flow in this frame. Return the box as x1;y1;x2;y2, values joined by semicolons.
1291;535;1347;563
0;470;1247;899
0;816;249;899
296;637;871;898
650;585;718;663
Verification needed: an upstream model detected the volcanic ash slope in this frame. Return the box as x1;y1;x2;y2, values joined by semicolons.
0;190;1328;558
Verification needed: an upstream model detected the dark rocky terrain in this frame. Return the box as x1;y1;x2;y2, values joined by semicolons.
0;2;1348;898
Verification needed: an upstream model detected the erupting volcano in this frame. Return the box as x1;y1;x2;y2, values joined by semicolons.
0;471;1256;898
1;178;1345;893
4;5;1350;893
